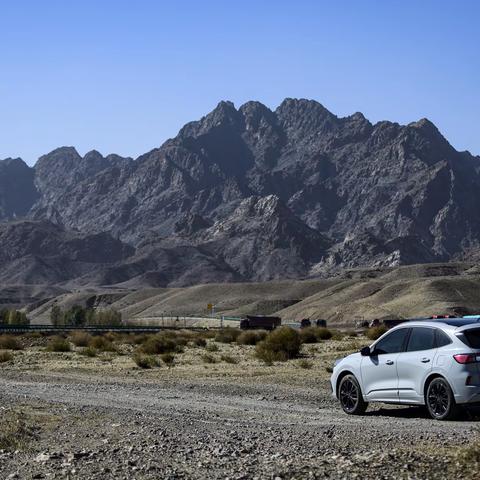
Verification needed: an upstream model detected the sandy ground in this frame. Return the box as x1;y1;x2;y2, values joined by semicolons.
0;335;478;479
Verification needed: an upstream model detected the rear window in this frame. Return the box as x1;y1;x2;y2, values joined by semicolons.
462;329;480;349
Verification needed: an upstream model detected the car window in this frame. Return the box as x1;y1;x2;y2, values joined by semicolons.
374;328;409;355
406;327;435;352
435;329;452;348
462;329;480;349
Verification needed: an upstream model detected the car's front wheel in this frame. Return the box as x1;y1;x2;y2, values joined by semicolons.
338;374;368;415
425;377;458;420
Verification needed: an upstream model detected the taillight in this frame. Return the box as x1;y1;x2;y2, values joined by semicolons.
453;353;478;364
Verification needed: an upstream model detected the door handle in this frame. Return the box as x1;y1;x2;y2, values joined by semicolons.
421;358;431;363
386;360;394;365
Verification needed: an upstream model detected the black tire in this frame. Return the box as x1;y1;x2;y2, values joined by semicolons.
425;377;458;420
338;374;368;415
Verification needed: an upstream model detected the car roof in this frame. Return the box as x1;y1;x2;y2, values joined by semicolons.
389;318;480;332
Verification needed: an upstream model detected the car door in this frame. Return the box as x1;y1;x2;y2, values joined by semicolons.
361;328;409;402
396;327;436;403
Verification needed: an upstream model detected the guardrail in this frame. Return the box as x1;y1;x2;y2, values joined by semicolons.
0;324;226;334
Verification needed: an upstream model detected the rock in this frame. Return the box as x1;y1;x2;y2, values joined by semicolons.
1;98;480;286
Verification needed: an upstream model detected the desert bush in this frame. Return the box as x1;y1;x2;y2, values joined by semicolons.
299;326;333;343
160;353;175;366
331;330;345;341
133;353;159;369
79;346;97;357
89;336;116;352
0;335;23;351
366;325;388;340
0;351;13;363
237;330;267;345
46;336;71;352
220;354;238;364
316;328;333;340
205;343;219;352
0;411;34;451
215;327;241;344
201;353;218;364
299;327;319;344
140;334;178;355
255;327;301;363
69;331;92;347
298;359;313;369
192;337;207;348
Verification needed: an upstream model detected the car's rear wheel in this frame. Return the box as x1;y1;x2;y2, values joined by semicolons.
426;377;458;420
338;374;368;415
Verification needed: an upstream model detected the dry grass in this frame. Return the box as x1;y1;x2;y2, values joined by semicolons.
201;353;218;364
69;331;92;347
45;336;71;352
89;336;117;352
256;327;301;363
0;410;35;451
132;353;160;369
237;330;267;345
215;327;241;344
0;335;23;350
366;325;388;340
0;350;13;363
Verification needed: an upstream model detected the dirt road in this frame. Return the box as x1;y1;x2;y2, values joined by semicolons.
0;371;477;479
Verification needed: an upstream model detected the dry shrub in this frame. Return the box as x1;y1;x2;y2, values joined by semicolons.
69;331;92;347
237;330;267;345
201;353;218;364
46;336;71;352
160;353;175;366
0;335;23;351
220;354;238;364
299;327;332;343
140;334;178;355
89;336;116;352
215;327;241;344
205;343;219;352
0;351;13;363
79;346;97;357
299;327;319;344
298;359;313;369
316;328;333;340
255;327;301;363
366;325;388;340
192;337;207;348
133;353;159;369
0;411;34;451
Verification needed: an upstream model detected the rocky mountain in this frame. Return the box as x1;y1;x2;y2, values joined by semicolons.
1;98;479;287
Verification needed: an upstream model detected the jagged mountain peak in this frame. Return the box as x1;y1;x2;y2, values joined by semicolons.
0;98;479;286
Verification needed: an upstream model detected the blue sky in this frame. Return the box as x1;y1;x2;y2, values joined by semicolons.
0;0;478;164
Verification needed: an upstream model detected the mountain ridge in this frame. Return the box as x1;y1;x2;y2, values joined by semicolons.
1;98;480;287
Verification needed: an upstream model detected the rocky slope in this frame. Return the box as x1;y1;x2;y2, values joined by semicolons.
0;98;479;286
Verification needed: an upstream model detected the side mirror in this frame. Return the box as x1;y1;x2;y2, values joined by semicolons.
360;346;371;357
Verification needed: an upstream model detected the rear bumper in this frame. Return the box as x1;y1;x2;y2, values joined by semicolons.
454;386;480;405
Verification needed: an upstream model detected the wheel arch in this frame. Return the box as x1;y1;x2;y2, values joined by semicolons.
336;370;356;398
423;373;446;400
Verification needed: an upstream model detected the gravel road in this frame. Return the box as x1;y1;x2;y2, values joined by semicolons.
0;372;478;479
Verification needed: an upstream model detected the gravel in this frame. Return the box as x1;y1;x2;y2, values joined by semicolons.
0;372;478;479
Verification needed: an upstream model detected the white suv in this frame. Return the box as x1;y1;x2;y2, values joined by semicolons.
331;319;480;420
